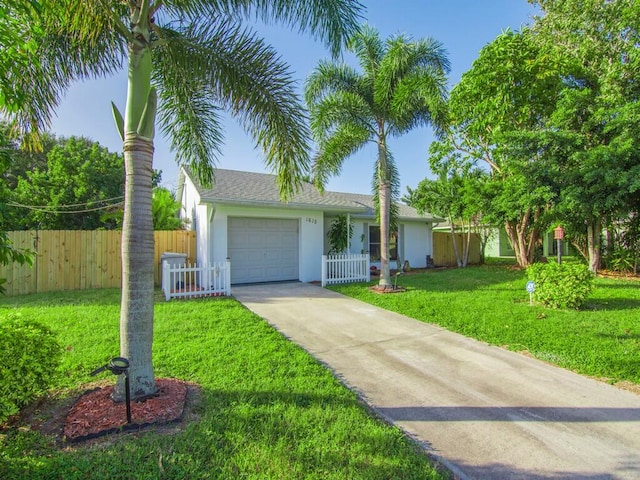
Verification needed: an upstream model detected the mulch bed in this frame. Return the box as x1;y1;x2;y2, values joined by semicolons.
368;285;407;294
63;378;188;443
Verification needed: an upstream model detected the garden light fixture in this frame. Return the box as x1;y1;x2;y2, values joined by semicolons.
90;357;132;424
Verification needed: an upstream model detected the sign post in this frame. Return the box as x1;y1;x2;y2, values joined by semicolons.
554;225;565;265
526;281;535;306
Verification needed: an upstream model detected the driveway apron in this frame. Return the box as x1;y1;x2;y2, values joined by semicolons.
232;282;640;480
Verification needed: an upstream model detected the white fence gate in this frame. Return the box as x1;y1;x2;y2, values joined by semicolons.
162;260;231;300
321;254;370;287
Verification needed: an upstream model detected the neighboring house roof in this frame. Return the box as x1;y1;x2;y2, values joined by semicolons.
179;167;439;221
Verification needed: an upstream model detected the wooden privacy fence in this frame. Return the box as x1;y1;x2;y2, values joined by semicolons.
432;231;481;267
0;230;196;296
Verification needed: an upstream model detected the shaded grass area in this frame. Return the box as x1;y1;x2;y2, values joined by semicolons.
334;266;640;385
0;290;446;480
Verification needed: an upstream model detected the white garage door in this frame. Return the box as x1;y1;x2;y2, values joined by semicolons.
228;217;299;284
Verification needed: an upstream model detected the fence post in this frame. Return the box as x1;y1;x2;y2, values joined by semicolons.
162;261;170;301
321;255;327;287
225;259;231;296
365;253;370;282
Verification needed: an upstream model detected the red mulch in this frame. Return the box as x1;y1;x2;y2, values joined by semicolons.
63;378;188;442
368;285;406;294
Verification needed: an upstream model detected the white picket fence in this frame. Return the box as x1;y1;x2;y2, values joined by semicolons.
162;260;231;300
321;254;370;287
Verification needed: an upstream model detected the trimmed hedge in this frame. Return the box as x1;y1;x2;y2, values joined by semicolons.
0;314;62;424
526;262;594;309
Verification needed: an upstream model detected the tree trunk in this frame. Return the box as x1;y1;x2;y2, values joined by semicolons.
376;133;393;288
115;135;157;400
462;220;471;267
114;9;157;400
449;221;461;267
504;207;540;268
378;179;392;287
504;220;529;268
478;226;491;265
587;218;602;273
505;223;531;267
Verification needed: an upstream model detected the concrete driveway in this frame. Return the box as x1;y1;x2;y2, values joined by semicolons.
232;282;640;480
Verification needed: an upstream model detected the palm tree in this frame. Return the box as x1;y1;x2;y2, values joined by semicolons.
304;25;449;288
2;0;363;399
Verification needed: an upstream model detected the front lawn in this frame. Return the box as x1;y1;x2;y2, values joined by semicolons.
0;290;446;480
332;266;640;385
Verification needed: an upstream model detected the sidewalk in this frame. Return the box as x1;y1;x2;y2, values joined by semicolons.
232;282;640;480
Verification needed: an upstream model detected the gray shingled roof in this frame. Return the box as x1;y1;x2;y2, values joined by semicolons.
181;168;437;220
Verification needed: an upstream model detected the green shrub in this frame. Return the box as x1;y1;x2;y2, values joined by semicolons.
603;247;638;274
526;262;594;309
0;314;63;424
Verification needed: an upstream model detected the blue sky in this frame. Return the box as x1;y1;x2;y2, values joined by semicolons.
49;0;537;195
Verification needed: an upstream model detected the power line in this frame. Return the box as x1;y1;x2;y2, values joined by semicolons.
7;195;124;209
7;200;124;214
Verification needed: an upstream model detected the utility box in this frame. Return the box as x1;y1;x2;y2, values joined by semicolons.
161;252;188;290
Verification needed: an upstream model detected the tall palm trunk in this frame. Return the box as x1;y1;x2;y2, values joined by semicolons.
114;3;158;400
377;137;392;287
117;135;157;400
379;179;392;287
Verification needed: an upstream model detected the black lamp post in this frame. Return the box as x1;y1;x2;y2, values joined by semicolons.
90;357;132;424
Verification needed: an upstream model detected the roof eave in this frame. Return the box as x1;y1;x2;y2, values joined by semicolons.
199;196;367;213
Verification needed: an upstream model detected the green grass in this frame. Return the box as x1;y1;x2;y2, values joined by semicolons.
0;290;446;480
333;265;640;385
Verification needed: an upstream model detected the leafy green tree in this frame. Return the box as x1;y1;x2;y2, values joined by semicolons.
0;134;33;294
445;29;564;267
305;25;449;287
0;122;54;191
152;187;185;230
2;0;363;399
406;147;485;268
529;0;640;272
10;136;124;230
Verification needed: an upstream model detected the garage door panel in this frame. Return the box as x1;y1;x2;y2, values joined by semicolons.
228;217;299;284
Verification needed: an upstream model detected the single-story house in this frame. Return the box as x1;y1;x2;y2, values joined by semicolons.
177;168;440;284
485;227;575;259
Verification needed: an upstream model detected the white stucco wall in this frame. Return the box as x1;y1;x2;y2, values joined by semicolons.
403;222;432;268
210;205;324;283
179;174;211;265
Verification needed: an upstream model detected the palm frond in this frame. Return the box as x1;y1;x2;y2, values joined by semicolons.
388;67;449;134
348;24;384;77
164;0;364;57
304;61;361;105
2;1;126;138
308;91;374;142
312;123;370;190
153;26;224;187
375;34;449;112
152;19;310;198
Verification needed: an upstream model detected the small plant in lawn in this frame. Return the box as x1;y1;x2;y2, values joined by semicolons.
603;247;638;274
0;314;63;423
526;262;594;309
